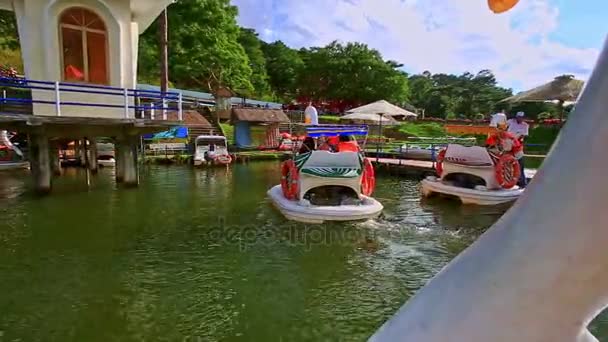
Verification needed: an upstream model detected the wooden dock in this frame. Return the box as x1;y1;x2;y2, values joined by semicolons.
371;157;537;179
371;158;436;177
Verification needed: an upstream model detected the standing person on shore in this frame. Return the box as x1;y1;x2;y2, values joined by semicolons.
304;102;319;125
507;111;529;188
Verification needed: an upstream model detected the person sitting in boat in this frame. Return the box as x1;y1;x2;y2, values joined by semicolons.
299;136;316;154
205;144;217;161
337;135;360;152
318;136;339;152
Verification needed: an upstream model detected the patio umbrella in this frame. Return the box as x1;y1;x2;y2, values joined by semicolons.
346;100;418;119
339;112;394;124
341;107;398;162
500;75;584;120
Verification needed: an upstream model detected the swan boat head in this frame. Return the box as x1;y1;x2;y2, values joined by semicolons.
369;1;608;341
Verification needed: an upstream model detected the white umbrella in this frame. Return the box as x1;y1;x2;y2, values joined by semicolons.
346;100;418;118
339;112;394;123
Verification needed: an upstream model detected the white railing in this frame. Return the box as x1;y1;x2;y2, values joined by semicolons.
0;76;183;121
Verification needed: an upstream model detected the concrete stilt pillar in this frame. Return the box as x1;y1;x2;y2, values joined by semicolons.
115;139;125;183
49;141;61;176
74;139;85;166
73;139;80;164
29;132;52;194
122;136;139;187
88;137;98;174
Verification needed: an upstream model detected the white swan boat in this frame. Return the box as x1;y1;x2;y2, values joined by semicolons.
268;125;383;223
369;1;608;341
0;160;29;171
421;143;524;205
193;135;232;166
0;131;28;171
97;158;116;167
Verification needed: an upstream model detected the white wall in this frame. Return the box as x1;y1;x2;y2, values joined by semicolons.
10;0;156;118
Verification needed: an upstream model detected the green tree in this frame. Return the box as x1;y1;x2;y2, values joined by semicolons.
0;10;22;72
238;28;272;98
157;0;253;94
297;41;409;105
262;41;304;100
408;70;513;119
0;10;19;50
137;23;160;85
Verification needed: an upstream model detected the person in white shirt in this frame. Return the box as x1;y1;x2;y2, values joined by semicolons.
507;111;530;188
507;111;529;141
490;109;508;128
304;102;319;125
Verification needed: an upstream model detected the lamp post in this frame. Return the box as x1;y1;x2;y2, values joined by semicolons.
376;113;384;162
159;9;169;94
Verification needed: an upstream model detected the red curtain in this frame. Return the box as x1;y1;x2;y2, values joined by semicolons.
61;27;85;82
87;31;107;84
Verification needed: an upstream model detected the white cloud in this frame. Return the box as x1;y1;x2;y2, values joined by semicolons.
232;0;602;90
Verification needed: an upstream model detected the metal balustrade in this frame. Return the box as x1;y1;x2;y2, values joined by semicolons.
0;76;183;121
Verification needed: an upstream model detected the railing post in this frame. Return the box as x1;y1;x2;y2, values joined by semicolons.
162;97;167;120
54;81;61;116
123;88;129;119
150;103;155;120
178;92;183;121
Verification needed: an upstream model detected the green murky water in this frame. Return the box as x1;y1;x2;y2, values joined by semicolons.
0;163;606;341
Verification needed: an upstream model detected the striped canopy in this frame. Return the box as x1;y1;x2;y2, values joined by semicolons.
305;125;368;138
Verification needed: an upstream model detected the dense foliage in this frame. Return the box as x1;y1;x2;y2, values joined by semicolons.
0;2;564;119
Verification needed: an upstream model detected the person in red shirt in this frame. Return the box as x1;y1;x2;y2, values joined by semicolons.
337;135;360;152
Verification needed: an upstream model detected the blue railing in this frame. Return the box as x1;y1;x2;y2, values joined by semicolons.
0;76;183;120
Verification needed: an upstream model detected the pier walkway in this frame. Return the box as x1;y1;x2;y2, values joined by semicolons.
371;157;537;179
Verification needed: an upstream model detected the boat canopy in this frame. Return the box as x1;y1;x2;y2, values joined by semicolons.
195;135;227;144
305;125;368;138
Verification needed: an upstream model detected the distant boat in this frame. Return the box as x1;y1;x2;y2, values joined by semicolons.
0;131;28;171
0;161;29;171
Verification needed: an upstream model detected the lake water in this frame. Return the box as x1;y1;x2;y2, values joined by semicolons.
0;163;606;341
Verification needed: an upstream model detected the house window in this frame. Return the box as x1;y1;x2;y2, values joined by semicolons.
60;7;108;84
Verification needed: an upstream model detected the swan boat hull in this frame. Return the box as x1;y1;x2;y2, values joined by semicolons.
0;161;30;171
98;158;116;167
268;185;383;224
421;176;524;205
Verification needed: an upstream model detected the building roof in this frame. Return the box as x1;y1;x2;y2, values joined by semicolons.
232;108;290;123
131;1;174;34
137;84;283;109
500;75;584;103
165;110;212;127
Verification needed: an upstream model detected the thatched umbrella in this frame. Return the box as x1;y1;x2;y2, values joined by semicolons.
500;75;584;121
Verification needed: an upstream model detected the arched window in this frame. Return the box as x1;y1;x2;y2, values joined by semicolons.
59;7;108;84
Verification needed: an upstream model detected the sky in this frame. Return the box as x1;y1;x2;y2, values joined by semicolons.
232;0;608;91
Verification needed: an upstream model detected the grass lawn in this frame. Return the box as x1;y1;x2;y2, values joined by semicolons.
319;115;341;123
392;122;447;138
220;123;234;144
